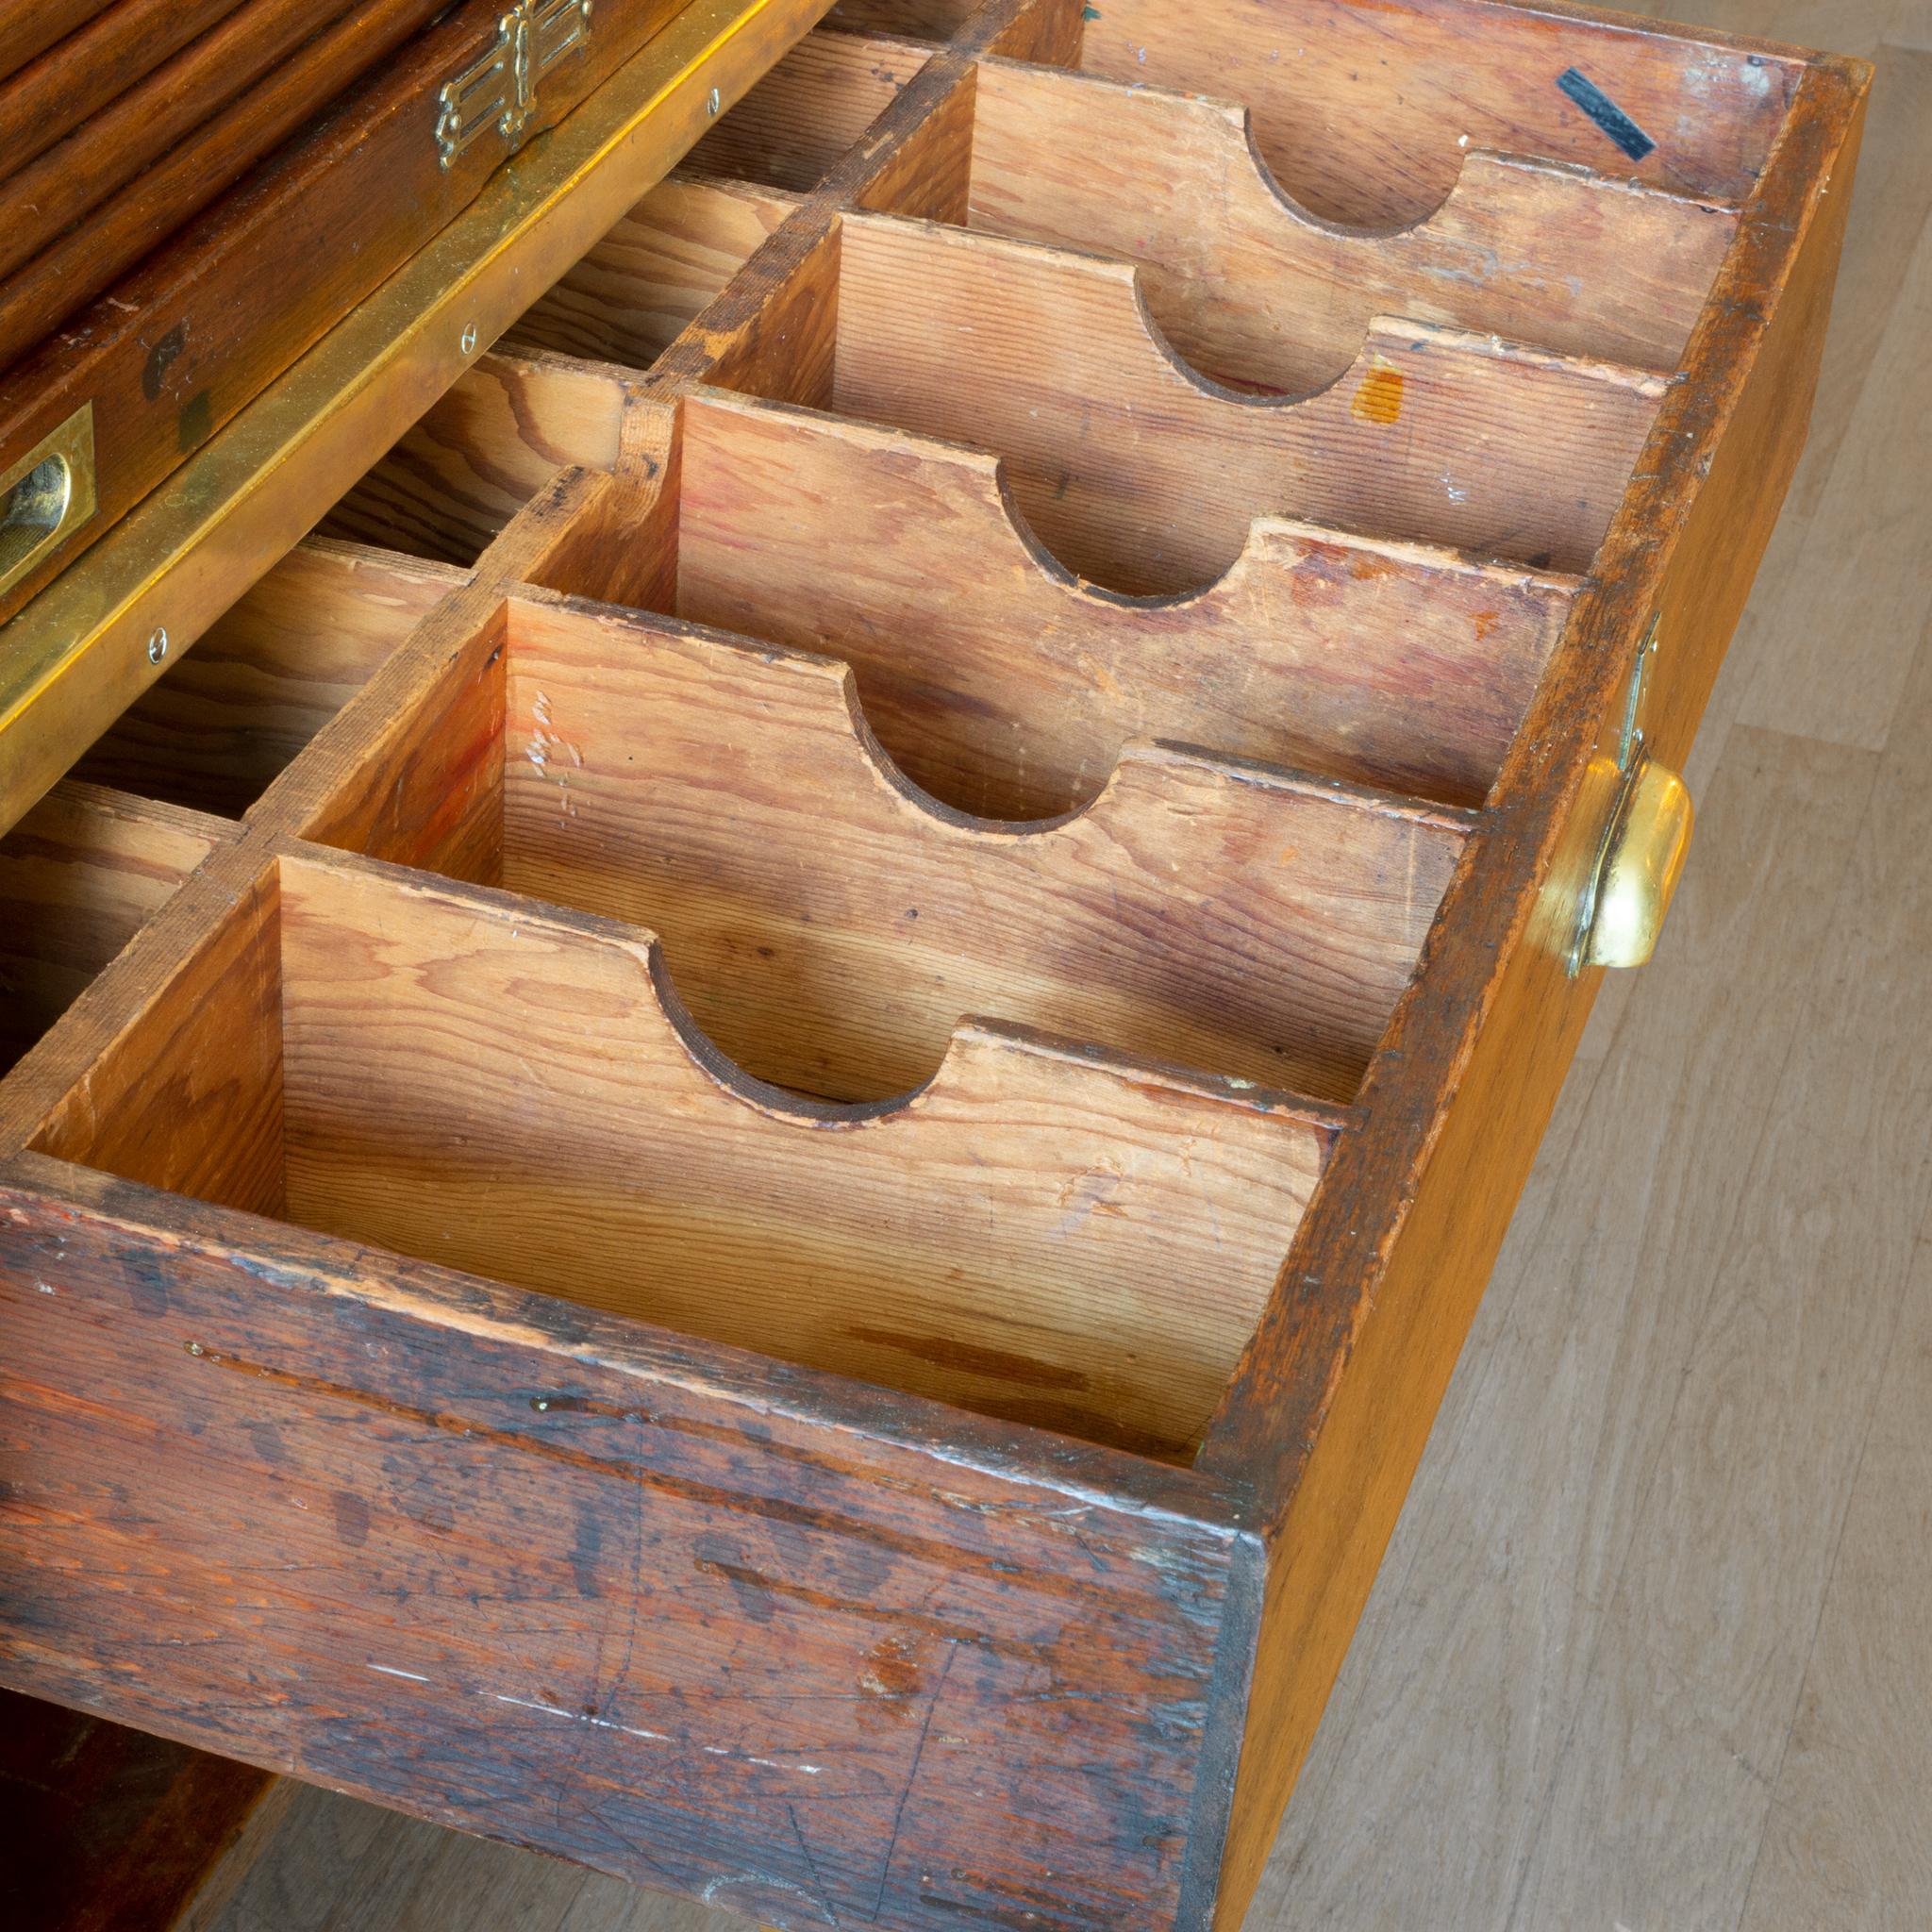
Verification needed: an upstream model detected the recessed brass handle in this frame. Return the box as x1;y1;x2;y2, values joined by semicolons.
0;403;96;601
1570;751;1694;972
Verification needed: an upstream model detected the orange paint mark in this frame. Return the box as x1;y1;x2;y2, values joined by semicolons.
1351;361;1405;426
1348;550;1400;581
1474;608;1500;641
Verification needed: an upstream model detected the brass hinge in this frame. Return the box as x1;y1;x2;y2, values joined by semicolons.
436;0;593;170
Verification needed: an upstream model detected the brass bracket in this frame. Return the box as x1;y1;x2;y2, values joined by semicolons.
1564;611;1693;976
436;0;593;170
0;404;96;604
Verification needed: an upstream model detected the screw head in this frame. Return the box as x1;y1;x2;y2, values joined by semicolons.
706;86;721;116
146;625;168;665
460;321;479;355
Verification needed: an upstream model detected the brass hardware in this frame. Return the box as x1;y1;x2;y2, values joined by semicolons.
1569;752;1694;971
0;405;95;602
436;0;593;169
1565;609;1693;973
0;0;812;836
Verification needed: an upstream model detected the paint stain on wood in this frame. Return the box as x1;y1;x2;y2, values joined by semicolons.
1351;362;1406;426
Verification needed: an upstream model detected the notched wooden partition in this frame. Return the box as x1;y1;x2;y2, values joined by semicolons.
1077;0;1803;226
0;782;230;1076
669;389;1577;813
966;56;1739;381
737;206;1668;589
33;841;1338;1457
302;583;1459;1101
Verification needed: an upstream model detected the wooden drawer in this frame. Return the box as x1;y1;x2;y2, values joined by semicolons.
0;1;1866;1927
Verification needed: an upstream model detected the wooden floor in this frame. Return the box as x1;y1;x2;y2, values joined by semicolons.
188;3;1932;1927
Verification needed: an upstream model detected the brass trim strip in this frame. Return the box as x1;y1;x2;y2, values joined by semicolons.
0;0;828;838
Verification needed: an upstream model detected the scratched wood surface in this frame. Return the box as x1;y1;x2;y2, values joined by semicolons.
0;0;1889;1925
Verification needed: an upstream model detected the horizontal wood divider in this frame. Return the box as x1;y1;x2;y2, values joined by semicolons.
494;588;1466;1101
827;209;1668;589
674;387;1578;812
0;781;234;1077
75;540;463;819
1079;0;1805;225
967;53;1739;382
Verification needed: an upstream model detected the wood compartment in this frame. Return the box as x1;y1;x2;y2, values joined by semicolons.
1074;0;1804;227
677;194;1667;589
657;389;1577;815
30;841;1341;1459
503;174;801;369
699;28;1740;378
0;781;230;1077
73;540;459;818
684;26;935;190
299;581;1459;1104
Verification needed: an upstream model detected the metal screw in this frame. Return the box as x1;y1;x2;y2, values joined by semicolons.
460;320;479;355
146;625;168;665
185;1341;205;1357
706;86;721;116
532;1396;551;1411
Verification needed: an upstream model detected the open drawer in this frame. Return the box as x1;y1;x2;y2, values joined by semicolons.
0;1;1867;1927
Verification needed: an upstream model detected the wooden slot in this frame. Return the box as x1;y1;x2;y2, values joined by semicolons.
684;26;934;191
825;0;971;38
818;209;1667;590
0;782;230;1078
36;839;1343;1457
499;590;1464;1101
669;388;1576;812
1076;0;1804;228
503;174;802;369
74;540;461;819
967;57;1739;382
316;350;632;564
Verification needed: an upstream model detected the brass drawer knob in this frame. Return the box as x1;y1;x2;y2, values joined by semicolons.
1572;751;1694;971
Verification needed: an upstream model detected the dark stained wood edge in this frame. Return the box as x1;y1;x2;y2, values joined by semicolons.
0;1693;280;1932
1193;48;1872;1930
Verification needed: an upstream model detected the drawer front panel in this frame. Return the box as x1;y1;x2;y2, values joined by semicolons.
0;1159;1256;1931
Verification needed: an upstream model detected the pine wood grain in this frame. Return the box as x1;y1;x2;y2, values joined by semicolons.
496;589;1463;1101
0;782;229;1076
74;541;461;819
685;25;932;188
275;843;1337;1455
1079;0;1803;227
968;56;1738;384
829;210;1667;589
507;175;802;370
673;388;1574;814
